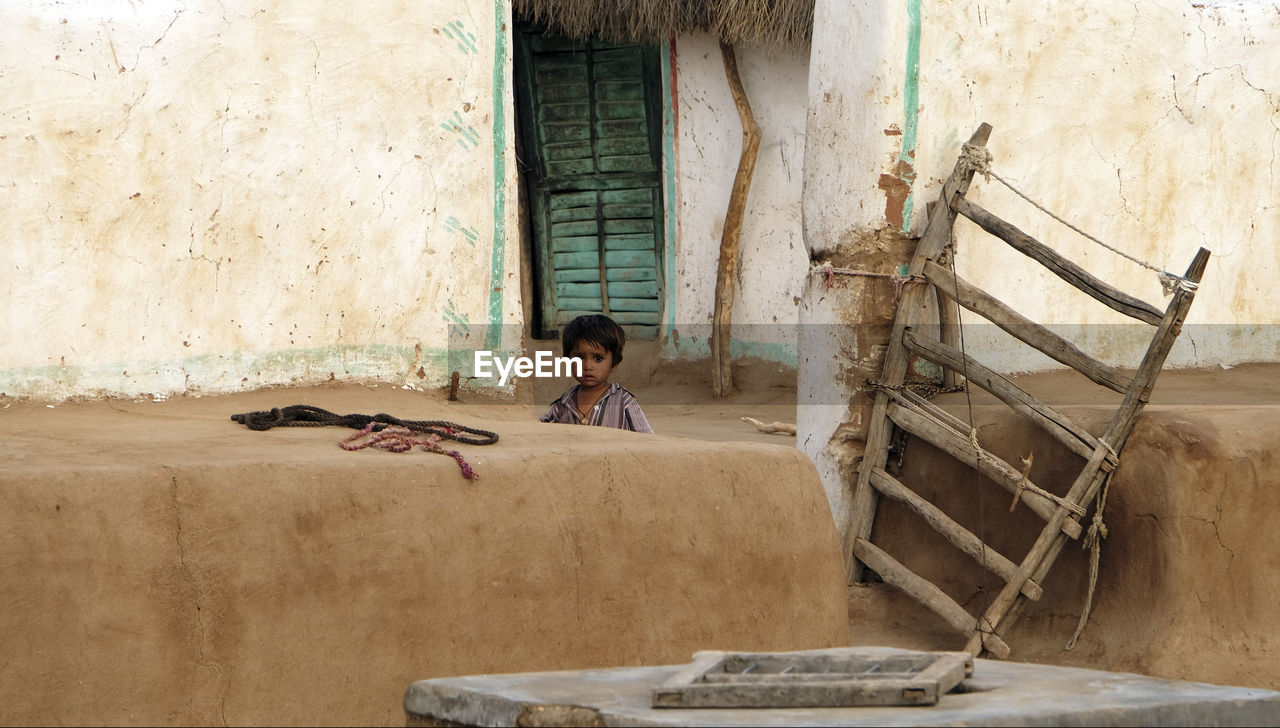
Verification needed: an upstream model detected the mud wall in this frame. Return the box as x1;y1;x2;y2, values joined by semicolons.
0;404;851;726
0;0;522;400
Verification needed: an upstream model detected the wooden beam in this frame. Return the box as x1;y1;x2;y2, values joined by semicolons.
923;260;1132;393
901;327;1101;461
711;41;762;398
852;538;1011;659
885;400;1083;540
869;467;1043;600
845;123;993;583
951;197;1164;326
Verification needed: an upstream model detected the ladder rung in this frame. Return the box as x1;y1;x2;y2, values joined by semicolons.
901;327;1101;460
885;399;1084;540
869;467;1043;601
852;538;1011;659
950;197;1164;326
923;260;1133;394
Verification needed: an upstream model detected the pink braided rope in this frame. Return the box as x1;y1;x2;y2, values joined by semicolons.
339;423;479;479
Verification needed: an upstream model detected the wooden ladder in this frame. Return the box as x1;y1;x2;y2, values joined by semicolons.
845;123;1210;658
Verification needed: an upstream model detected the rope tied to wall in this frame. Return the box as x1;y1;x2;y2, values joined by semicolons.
811;261;926;301
230;404;498;479
957;142;1195;296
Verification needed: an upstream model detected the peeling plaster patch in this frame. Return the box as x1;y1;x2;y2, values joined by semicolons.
877;159;914;231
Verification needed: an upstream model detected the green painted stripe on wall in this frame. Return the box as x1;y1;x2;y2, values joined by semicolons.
661;36;678;335
899;0;922;233
486;1;509;352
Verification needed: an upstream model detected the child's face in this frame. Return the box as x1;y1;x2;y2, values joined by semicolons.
568;340;615;389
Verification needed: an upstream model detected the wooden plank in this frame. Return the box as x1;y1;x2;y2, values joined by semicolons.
845;122;993;584
604;267;657;282
555;296;603;311
553;268;601;283
549;191;597;209
607;297;659;312
603;234;655;251
885;400;1083;540
963;248;1210;656
539;121;591;143
900;327;1101;460
552;251;599;270
595;81;644;100
534;65;587;84
550;236;597;253
542;141;594;162
596;136;651;157
556;282;601;299
596;100;647;120
601;188;653;204
545;158;595;177
597;119;647;137
923;260;1132;393
602;203;654;218
549;205;596;223
609;311;660;325
599;155;656;173
538;101;590;122
868;467;1043;600
604;218;654;234
551;220;598;238
952;197;1164;326
852;538;1011;659
604;250;656;268
607;280;659;298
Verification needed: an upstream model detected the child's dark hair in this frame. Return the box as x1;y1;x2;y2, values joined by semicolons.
562;314;625;366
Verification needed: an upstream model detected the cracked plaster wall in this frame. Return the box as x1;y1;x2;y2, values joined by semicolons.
801;0;1280;534
666;32;810;367
0;0;521;400
912;0;1280;371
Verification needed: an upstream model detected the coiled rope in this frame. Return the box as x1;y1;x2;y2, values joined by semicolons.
230;404;498;479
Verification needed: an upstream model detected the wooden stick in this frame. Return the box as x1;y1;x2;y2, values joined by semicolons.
901;328;1101;460
869;467;1043;600
852;538;1011;658
952;197;1164;326
845;123;993;583
741;417;797;436
923;260;1132;393
711;41;761;399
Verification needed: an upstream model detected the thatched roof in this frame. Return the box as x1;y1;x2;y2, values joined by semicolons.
512;0;814;49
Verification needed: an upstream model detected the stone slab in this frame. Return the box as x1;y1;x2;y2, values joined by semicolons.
403;647;1280;727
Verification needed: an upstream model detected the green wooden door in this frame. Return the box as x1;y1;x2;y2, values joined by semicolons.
514;26;665;340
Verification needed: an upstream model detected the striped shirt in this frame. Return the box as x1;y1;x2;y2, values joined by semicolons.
539;382;654;434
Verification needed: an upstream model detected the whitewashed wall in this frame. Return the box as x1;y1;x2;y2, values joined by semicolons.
801;0;1280;535
665;32;810;368
0;0;521;400
913;0;1279;370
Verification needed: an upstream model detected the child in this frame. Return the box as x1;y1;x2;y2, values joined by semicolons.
539;314;654;434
